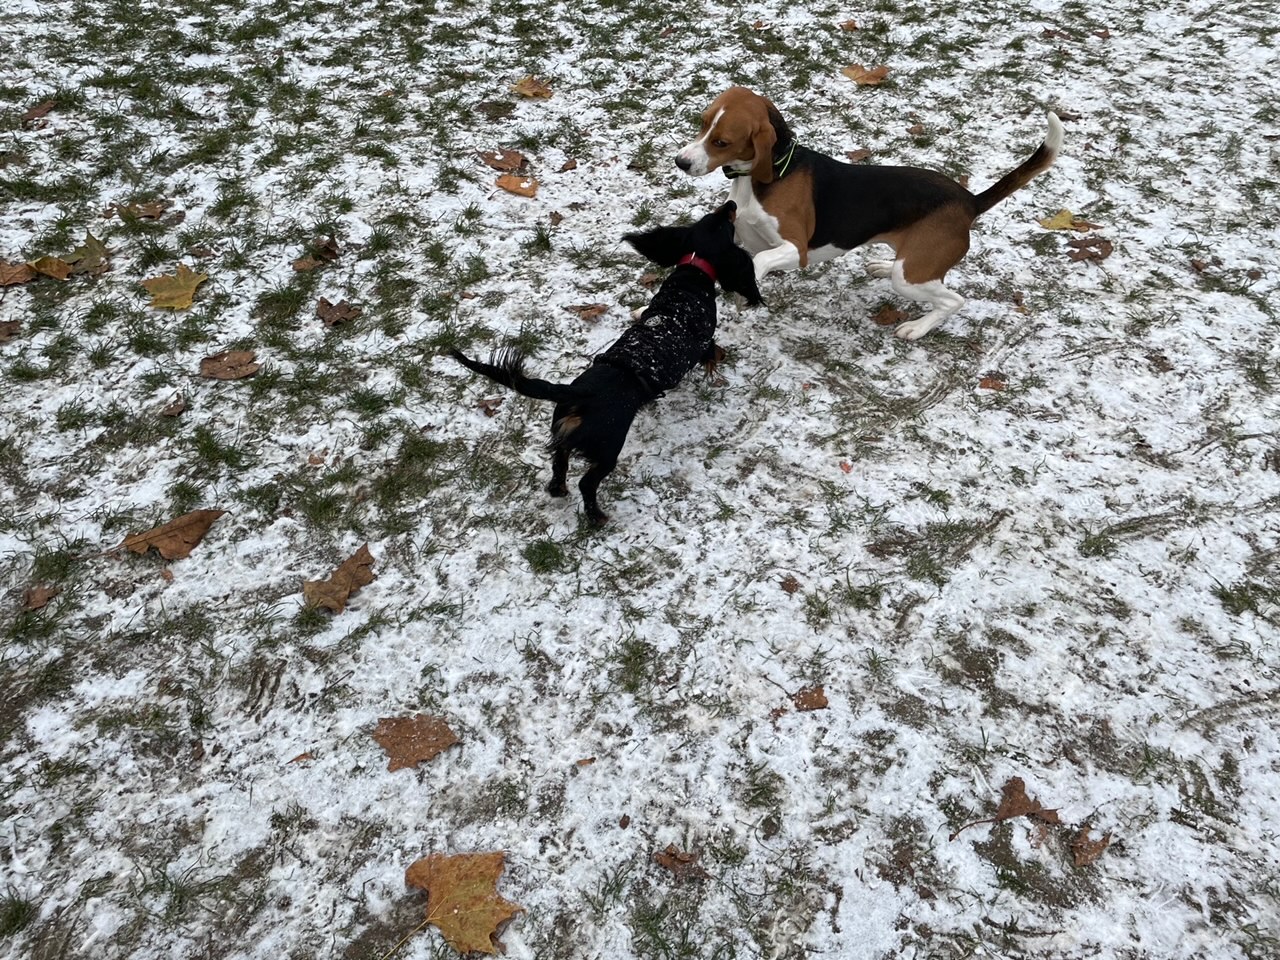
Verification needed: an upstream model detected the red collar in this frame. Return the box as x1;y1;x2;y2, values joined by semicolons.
677;253;717;283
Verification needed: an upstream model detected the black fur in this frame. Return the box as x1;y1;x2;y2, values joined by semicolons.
450;202;760;526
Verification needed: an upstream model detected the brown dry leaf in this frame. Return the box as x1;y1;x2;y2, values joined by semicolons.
28;256;72;281
1094;28;1112;39
575;757;596;767
780;574;802;594
316;297;362;327
564;303;608;322
477;148;527;172
793;685;828;712
1;260;36;286
842;63;891;86
65;233;109;276
654;844;710;883
372;714;460;772
116;199;172;220
839;18;859;30
549;211;565;226
950;776;1060;840
405;851;524;955
313;236;341;261
160;394;186;417
496;174;538;198
23;585;60;611
839;461;853;474
512;75;553;99
872;304;907;326
142;263;208;308
121;509;227;561
1067;236;1113;263
0;321;20;343
22;100;56;123
639;272;661;288
559;158;578;172
1072;825;1112;867
978;375;1007;391
292;257;323;272
303;544;376;613
845;148;872;162
477;396;504;417
287;751;315;764
906;123;925;136
200;349;260;380
159;568;174;583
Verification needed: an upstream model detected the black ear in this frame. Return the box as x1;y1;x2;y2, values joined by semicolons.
715;244;764;306
623;225;694;267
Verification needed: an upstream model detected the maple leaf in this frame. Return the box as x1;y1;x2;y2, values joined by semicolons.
64;233;109;276
512;75;552;98
405;851;524;955
28;256;72;281
1067;236;1113;263
120;509;227;560
1;260;36;286
142;264;208;308
316;297;362;327
477;148;526;172
871;304;907;326
0;320;20;343
496;174;538;198
654;844;710;883
1072;825;1111;867
564;303;607;322
22;100;55;123
372;714;460;771
293;236;341;271
199;349;260;380
845;148;872;162
1039;208;1102;232
949;777;1060;840
793;685;828;711
303;544;375;613
842;64;891;86
23;585;59;611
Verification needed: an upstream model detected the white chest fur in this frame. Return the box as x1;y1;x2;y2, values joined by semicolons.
727;177;784;256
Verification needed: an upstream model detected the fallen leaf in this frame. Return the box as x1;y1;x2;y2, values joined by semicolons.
160;394;186;417
28;256;72;281
906;123;925;135
477;148;527;172
845;148;872;162
559;159;577;172
199;349;260;380
159;568;174;583
512;75;553;98
405;851;524;955
23;585;59;610
292;257;324;271
307;452;326;465
64;233;109;276
496;174;538;198
121;509;227;561
752;19;765;29
654;844;709;883
0;260;36;286
575;757;596;767
372;714;460;771
303;543;376;613
639;272;661;288
780;574;801;594
842;63;891;86
313;236;341;261
477;396;504;417
549;211;565;226
1039;208;1102;232
1147;352;1174;373
564;303;608;322
949;776;1060;840
0;320;20;343
1067;236;1113;263
978;375;1007;391
142;264;208;308
1094;28;1111;39
619;814;631;829
287;751;315;764
793;685;828;711
1042;27;1071;39
22;100;55;123
871;304;907;326
1072;825;1111;867
839;18;859;30
1246;268;1263;281
316;297;362;327
957;174;970;189
116;199;172;220
839;461;852;474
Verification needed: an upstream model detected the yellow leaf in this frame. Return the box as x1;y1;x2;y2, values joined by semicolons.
1038;208;1077;230
142;264;208;309
841;63;891;86
512;75;552;98
28;256;72;281
405;852;524;955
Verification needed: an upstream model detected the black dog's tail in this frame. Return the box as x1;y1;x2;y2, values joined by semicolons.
449;347;586;405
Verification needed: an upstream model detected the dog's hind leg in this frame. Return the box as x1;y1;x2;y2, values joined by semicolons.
547;446;570;498
578;457;618;527
889;260;965;341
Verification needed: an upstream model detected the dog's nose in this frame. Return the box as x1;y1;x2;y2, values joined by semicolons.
675;155;692;172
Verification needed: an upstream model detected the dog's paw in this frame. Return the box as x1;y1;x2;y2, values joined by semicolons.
547;481;569;498
865;259;894;278
587;510;610;527
894;319;931;340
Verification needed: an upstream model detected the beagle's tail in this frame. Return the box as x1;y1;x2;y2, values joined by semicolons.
973;111;1063;217
450;347;586;405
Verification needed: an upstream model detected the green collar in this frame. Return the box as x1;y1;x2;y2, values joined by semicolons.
724;140;797;180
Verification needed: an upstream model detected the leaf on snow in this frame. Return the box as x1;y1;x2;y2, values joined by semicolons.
199;349;260;380
142;264;208;308
949;776;1061;840
111;199;172;220
160;393;187;417
28;256;73;281
477;148;527;172
841;63;891;86
654;844;710;883
978;375;1007;391
23;585;60;610
563;303;608;322
1038;208;1102;232
845;148;872;162
512;75;552;98
780;574;802;594
316;297;362;327
64;233;109;276
120;509;227;561
792;685;828;711
477;396;504;417
1;260;36;286
372;714;460;771
839;19;859;30
496;174;538;198
872;304;907;326
0;320;21;343
303;544;375;613
404;851;524;955
1067;236;1113;263
1072;825;1112;867
22;100;56;123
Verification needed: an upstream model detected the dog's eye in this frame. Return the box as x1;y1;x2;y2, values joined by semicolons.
711;139;729;149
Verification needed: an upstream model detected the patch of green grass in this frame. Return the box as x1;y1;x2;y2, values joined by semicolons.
522;538;566;574
0;895;37;938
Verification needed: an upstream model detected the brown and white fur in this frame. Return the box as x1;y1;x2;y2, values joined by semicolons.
675;86;1063;339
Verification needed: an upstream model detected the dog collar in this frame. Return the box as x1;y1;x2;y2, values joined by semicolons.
723;140;797;180
677;253;717;282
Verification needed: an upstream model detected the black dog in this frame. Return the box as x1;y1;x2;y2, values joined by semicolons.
450;201;762;525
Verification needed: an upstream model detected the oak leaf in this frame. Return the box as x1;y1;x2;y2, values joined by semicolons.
200;349;260;379
1067;236;1113;263
496;174;538;198
0;320;20;343
23;585;59;610
28;256;72;281
1;260;36;286
793;685;828;711
842;64;891;86
1072;825;1111;867
372;714;460;771
477;148;526;172
564;303;607;322
405;851;523;955
949;776;1060;840
654;844;709;882
316;297;362;327
142;264;208;308
303;544;375;613
512;75;553;98
121;509;227;560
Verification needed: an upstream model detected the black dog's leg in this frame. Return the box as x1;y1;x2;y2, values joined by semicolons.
700;343;727;382
547;446;570;498
578;457;618;526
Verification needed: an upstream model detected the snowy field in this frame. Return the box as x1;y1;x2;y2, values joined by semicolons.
2;0;1279;957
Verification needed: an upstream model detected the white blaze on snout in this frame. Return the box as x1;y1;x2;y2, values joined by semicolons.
675;107;724;176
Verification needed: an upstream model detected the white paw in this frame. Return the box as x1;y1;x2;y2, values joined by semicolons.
865;260;894;278
894;319;929;340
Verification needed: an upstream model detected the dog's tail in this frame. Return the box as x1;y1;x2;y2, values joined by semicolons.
972;111;1063;217
449;347;586;405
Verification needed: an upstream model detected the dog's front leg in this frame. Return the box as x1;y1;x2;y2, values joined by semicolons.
752;242;801;282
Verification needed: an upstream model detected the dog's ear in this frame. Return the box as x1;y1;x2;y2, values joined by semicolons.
624;225;693;267
716;244;764;306
750;115;777;183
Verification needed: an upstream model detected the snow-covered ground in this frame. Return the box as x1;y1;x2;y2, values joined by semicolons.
2;0;1278;957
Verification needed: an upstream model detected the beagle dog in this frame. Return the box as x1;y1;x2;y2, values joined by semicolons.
675;86;1063;339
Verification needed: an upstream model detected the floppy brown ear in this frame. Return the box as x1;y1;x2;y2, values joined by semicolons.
750;118;777;183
